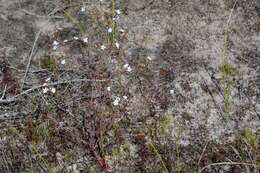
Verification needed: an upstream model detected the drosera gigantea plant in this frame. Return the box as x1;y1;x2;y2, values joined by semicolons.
63;9;85;36
148;141;169;173
7;127;56;173
221;0;238;115
109;0;117;43
31;143;57;173
221;31;232;114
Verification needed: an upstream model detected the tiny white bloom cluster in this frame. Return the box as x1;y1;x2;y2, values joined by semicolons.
112;95;128;106
113;97;120;106
53;40;59;50
73;36;79;40
170;89;174;94
100;45;106;50
43;87;49;93
112;16;119;21
42;83;56;94
123;63;132;72
107;86;111;91
115;9;121;15
113;9;121;21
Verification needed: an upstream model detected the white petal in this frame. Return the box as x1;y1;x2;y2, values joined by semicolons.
45;77;51;82
115;42;119;49
127;66;132;72
81;6;86;12
101;45;106;50
119;29;125;33
43;88;49;93
51;87;56;94
83;37;88;43
53;45;58;50
113;97;121;106
53;40;59;46
61;59;66;65
123;64;129;68
108;28;113;33
115;9;121;15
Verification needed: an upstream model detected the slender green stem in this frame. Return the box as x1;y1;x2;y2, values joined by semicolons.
110;0;116;42
149;142;169;173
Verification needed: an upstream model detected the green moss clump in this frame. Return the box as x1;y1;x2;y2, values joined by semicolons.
40;55;57;71
243;128;259;149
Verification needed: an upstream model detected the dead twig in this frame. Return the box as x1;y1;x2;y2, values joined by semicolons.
20;31;41;90
1;85;7;99
0;78;109;104
197;139;210;171
21;9;64;19
199;161;260;173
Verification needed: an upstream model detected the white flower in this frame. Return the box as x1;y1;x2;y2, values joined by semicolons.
45;77;51;82
123;95;128;100
127;67;132;72
73;36;79;40
43;88;49;94
108;28;113;33
51;87;56;94
113;97;120;106
107;86;111;91
115;42;119;49
61;59;66;65
119;29;125;33
123;64;132;72
83;37;88;43
123;64;129;68
147;56;152;61
170;89;174;94
112;16;119;21
100;45;106;50
115;9;121;15
53;40;59;46
81;6;86;12
53;40;59;50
